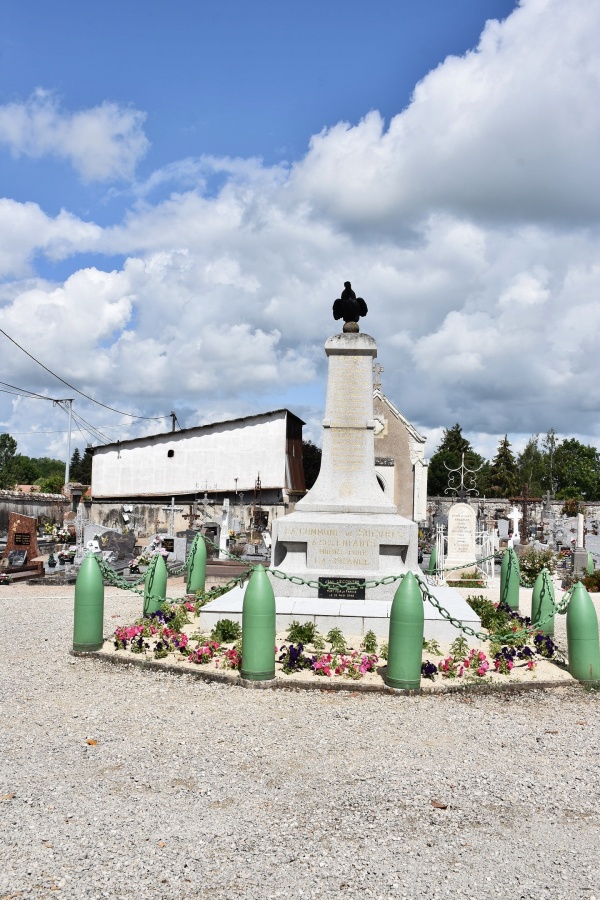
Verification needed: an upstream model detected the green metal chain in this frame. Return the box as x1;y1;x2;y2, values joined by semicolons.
415;573;573;644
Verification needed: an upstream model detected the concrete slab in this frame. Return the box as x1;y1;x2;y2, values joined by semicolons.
199;581;481;642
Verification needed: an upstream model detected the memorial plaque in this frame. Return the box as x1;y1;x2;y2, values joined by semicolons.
318;576;366;600
162;537;175;553
185;530;200;556
97;530;137;560
3;513;40;564
7;550;27;566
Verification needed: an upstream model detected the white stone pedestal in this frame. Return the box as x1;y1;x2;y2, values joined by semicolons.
271;332;418;598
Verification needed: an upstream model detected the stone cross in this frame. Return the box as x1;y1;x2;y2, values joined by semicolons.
219;498;230;559
373;362;384;390
162;496;184;537
507;505;522;545
74;502;90;564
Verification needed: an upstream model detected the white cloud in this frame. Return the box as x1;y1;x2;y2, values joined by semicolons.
287;0;600;228
2;0;600;460
0;89;149;181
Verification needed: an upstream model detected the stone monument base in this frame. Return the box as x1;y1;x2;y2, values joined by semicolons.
199;582;481;644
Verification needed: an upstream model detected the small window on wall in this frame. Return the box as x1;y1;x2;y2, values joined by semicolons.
167;449;175;458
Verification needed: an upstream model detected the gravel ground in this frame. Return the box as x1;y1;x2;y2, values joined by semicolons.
1;580;599;900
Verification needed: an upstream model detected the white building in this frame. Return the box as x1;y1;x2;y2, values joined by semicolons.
89;409;306;537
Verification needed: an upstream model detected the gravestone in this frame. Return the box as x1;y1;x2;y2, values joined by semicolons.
507;506;522;545
96;530;137;561
219;499;230;559
3;513;40;562
7;550;27;567
572;511;588;573
444;503;477;579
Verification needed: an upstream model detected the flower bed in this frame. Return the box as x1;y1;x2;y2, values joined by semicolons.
99;601;573;690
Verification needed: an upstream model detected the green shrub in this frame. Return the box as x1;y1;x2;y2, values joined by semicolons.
361;630;378;654
466;595;512;633
210;618;242;643
326;627;347;653
286;620;323;645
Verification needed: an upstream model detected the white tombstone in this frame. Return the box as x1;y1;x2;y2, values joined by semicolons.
577;512;585;549
444;503;477;580
507;506;522;545
219;499;230;558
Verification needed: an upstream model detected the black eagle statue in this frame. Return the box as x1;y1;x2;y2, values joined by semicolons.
332;281;368;332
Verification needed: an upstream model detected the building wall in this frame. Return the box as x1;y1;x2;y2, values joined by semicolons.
0;490;67;533
92;412;290;498
373;392;428;521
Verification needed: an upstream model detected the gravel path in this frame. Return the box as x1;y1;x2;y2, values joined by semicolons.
1;582;599;900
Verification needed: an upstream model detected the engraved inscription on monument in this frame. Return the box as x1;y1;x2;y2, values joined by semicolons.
14;533;31;546
318;577;366;601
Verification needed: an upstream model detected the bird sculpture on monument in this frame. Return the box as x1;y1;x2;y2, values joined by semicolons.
332;281;368;332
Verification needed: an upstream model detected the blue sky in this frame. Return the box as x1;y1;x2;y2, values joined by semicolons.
1;0;600;469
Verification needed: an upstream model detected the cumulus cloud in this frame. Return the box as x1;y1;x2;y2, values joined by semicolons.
0;89;149;181
2;0;600;460
288;0;600;228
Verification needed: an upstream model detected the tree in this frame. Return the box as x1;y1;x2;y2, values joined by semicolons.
427;424;486;496
37;473;65;494
10;454;40;486
517;435;546;496
487;435;518;497
0;434;17;488
542;428;557;495
302;440;321;490
69;448;82;482
553;438;600;500
79;448;92;484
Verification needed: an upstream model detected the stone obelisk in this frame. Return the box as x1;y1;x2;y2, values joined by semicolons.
271;329;418;601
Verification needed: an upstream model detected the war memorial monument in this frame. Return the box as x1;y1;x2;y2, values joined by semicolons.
201;283;480;639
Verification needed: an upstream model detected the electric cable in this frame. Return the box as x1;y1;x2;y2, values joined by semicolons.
0;328;168;421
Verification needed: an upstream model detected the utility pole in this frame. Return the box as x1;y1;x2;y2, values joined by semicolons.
170;411;178;432
55;399;74;485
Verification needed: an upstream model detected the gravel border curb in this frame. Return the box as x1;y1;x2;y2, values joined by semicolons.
71;648;582;697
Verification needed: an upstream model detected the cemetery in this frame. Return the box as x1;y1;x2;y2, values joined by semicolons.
62;300;600;695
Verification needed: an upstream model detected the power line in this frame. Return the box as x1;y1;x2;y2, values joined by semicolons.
0;328;169;421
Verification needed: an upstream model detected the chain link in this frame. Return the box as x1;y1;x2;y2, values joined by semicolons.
415;572;573;644
95;532;575;639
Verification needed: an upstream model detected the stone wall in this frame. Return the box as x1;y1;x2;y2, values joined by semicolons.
427;496;600;527
0;490;68;534
90;495;294;540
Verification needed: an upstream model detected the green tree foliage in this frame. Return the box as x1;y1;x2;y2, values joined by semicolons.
37;473;66;494
0;433;64;490
69;448;82;481
553;438;600;500
10;454;40;486
34;457;65;480
517;435;547;496
302;440;321;490
67;447;92;484
0;434;17;488
487;435;518;497
427;424;485;496
79;448;92;484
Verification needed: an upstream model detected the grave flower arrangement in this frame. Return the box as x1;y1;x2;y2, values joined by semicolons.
129;535;170;572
